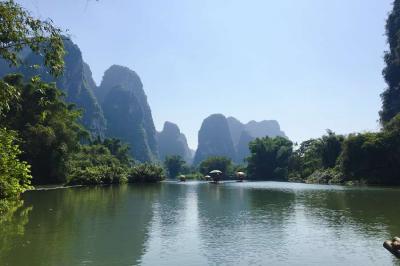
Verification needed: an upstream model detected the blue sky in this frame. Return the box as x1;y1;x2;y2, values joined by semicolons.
17;0;393;149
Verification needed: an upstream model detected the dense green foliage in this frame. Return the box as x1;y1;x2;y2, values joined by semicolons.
61;136;166;185
285;122;400;185
199;156;233;177
0;73;148;188
183;172;204;180
288;131;344;182
381;0;400;124
93;137;132;166
0;128;32;207
341;115;400;185
67;140;131;186
247;137;293;180
1;74;86;184
127;163;165;183
164;155;186;179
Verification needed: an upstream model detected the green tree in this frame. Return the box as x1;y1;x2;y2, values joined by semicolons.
288;131;344;182
0;128;32;205
247;136;293;180
92;137;132;166
319;130;344;169
380;0;400;124
1;74;87;184
164;155;186;178
127;163;165;183
289;138;322;179
341;114;400;185
67;144;129;185
199;156;232;177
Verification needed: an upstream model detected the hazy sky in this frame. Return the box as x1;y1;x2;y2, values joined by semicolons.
17;0;393;149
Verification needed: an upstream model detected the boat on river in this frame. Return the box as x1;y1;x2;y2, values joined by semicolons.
236;171;246;182
384;237;400;258
209;170;222;183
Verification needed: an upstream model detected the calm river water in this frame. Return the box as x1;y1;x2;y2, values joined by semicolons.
1;181;400;265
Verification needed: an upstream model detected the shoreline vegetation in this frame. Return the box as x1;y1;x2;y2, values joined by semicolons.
1;0;400;214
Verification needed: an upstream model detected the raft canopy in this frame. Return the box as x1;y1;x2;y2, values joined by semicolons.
209;170;222;175
236;171;246;177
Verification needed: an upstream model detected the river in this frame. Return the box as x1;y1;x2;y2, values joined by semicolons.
0;181;399;265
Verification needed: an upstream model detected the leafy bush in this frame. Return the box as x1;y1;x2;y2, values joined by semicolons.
305;168;344;184
127;164;165;183
288;131;344;181
66;143;130;186
340;115;400;185
67;166;128;186
0;128;32;201
247;137;293;180
184;172;204;180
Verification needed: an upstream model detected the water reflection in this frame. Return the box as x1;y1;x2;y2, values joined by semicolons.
195;183;297;265
298;186;400;265
0;185;160;266
0;182;399;265
140;182;205;265
0;199;32;264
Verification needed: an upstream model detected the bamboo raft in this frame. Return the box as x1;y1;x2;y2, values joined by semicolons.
383;237;400;259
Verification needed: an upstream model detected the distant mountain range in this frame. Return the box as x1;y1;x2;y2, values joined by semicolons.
193;114;287;164
0;39;286;164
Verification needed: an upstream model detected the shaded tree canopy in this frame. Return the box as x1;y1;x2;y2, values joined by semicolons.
164;155;186;179
341;114;400;185
1;74;87;184
247;136;293;180
288;131;344;183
